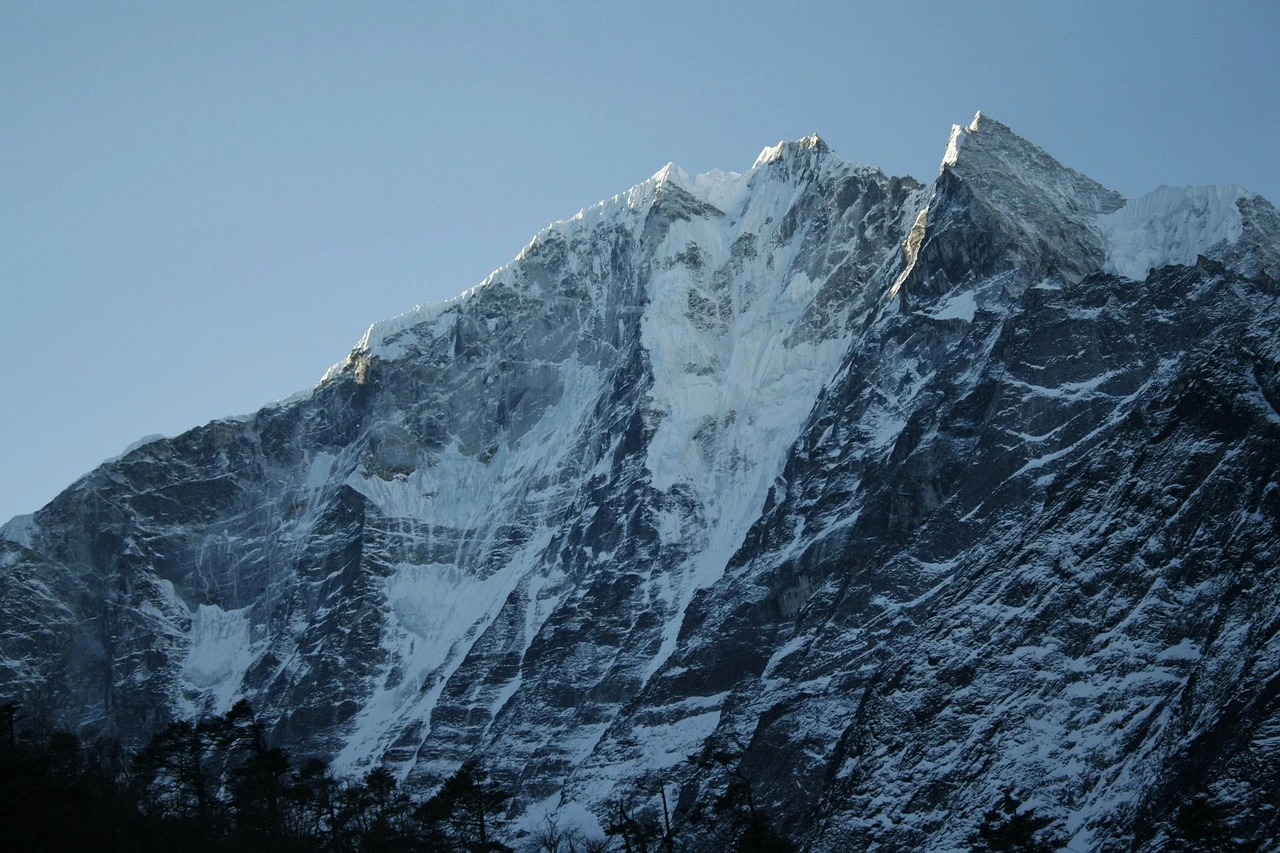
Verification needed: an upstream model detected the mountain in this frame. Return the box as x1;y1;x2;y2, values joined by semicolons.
4;112;1280;850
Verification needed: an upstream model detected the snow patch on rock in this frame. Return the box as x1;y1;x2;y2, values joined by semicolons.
183;604;255;709
0;514;35;547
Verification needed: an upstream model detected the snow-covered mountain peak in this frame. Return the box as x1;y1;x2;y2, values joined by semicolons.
6;113;1280;852
342;116;1269;381
934;113;1277;288
649;160;754;213
942;111;1122;214
652;161;689;190
900;111;1128;299
752;133;830;168
348;139;861;366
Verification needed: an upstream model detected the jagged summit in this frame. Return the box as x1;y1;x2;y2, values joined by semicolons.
353;131;863;363
752;132;829;167
4;114;1279;852
940;110;1124;213
356;114;1276;369
940;109;981;170
896;110;1147;301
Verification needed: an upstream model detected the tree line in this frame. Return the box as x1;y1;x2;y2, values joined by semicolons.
0;700;800;852
14;695;1237;851
1;699;523;852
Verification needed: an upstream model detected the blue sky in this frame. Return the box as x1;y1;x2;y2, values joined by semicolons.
2;0;1278;522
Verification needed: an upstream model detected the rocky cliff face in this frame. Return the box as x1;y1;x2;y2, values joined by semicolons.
4;113;1279;850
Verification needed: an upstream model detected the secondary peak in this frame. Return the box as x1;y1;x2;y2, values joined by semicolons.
753;133;829;169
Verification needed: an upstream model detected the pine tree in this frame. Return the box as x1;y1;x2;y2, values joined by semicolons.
132;718;223;840
283;756;340;844
417;759;512;852
683;743;798;853
603;798;664;853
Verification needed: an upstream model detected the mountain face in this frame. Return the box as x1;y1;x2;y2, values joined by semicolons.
4;112;1280;850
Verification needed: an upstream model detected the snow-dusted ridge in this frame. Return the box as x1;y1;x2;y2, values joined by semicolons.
101;433;170;464
928;110;1263;292
339;116;1265;374
348;135;864;365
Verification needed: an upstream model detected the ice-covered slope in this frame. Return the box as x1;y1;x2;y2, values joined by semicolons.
4;113;1280;850
1100;183;1253;279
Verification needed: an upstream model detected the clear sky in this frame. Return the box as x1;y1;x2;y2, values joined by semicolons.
2;0;1278;523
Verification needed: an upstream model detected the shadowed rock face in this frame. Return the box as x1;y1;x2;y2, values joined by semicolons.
3;114;1280;850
